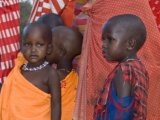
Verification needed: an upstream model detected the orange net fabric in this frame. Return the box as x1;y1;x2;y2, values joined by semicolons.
73;0;160;120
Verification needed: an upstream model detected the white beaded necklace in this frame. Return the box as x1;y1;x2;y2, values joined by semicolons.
22;61;49;71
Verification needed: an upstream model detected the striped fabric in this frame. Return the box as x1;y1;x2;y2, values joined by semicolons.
29;0;69;23
0;0;20;83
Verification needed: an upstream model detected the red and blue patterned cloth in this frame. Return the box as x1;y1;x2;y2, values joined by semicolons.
94;58;149;120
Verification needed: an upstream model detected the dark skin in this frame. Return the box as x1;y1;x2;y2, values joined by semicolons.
37;14;66;80
47;26;83;80
102;21;138;98
22;23;61;120
37;13;64;29
100;14;147;119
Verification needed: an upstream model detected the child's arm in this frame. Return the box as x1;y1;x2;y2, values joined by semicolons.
112;68;134;119
48;68;61;120
113;68;132;98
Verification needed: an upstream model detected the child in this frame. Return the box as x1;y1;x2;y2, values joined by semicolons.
94;14;149;120
37;13;64;29
0;22;61;120
47;26;83;120
37;13;81;73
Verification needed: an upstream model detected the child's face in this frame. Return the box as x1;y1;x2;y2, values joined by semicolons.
102;24;128;62
22;28;49;65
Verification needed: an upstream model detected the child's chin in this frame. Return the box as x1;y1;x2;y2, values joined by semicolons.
106;58;113;62
103;55;112;61
105;57;117;63
103;54;117;62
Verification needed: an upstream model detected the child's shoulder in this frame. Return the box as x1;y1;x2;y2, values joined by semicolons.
116;59;148;84
46;66;60;87
47;66;59;78
120;59;148;74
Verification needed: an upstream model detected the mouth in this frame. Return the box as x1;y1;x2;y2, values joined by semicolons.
29;55;38;59
102;49;107;56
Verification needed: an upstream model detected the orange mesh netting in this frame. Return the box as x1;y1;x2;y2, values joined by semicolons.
73;0;160;120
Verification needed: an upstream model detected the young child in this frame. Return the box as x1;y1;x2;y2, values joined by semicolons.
37;13;80;73
94;14;149;120
47;26;83;120
0;22;61;120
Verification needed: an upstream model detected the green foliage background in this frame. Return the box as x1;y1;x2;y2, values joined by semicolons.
20;1;32;37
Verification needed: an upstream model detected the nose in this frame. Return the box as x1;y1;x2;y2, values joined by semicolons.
31;45;36;52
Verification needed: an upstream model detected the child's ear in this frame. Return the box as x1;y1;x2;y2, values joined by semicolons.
127;39;136;50
59;46;67;57
47;44;52;54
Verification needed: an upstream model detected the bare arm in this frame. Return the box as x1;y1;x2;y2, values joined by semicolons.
113;68;132;98
111;68;135;119
48;68;61;120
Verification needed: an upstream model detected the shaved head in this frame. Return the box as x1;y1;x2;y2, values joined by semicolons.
103;14;147;51
52;26;83;59
37;13;64;29
22;22;52;43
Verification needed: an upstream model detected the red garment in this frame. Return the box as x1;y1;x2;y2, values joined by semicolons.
72;0;88;34
94;58;149;120
73;0;160;120
0;1;20;83
149;0;160;31
29;0;75;27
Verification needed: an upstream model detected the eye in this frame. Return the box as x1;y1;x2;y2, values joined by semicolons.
23;43;31;47
36;43;44;47
107;36;115;42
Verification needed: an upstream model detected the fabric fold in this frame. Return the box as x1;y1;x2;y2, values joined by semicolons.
0;53;51;120
73;0;160;119
61;70;78;120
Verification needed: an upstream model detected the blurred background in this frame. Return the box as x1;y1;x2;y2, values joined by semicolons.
20;0;32;35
